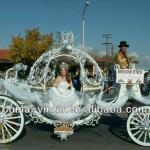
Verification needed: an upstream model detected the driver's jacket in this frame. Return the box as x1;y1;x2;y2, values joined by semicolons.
115;51;129;69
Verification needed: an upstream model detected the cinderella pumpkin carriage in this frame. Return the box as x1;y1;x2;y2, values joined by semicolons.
0;32;150;146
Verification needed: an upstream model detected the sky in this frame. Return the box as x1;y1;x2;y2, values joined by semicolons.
0;0;150;62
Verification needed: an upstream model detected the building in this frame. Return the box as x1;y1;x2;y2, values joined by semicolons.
95;57;113;68
0;49;13;71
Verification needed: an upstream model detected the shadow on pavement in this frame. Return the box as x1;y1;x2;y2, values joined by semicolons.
100;114;136;145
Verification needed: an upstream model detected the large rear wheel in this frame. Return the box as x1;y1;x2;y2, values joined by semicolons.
127;106;150;146
0;95;24;143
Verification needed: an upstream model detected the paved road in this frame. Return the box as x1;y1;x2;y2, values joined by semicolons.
0;114;149;150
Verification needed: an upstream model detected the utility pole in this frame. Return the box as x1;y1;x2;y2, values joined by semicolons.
102;33;112;56
82;1;90;51
111;44;114;58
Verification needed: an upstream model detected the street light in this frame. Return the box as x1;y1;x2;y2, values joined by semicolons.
82;1;90;51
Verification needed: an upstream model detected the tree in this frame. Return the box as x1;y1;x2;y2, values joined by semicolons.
9;28;54;64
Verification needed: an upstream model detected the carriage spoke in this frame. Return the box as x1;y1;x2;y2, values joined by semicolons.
137;130;144;140
1;100;6;114
6;116;21;119
130;121;140;126
136;112;144;121
0;96;24;143
5;120;21;126
146;112;150;122
1;125;5;140
130;126;140;131
132;116;143;124
3;124;12;138
144;131;148;143
4;106;21;117
142;113;147;122
133;130;142;136
5;111;14;117
127;106;150;146
4;122;17;133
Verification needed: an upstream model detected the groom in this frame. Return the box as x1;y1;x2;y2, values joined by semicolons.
141;70;150;96
72;67;81;91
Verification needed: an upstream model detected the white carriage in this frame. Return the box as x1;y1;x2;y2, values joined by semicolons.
0;32;149;146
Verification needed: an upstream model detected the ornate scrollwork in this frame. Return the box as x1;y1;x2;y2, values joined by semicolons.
4;32;105;130
61;31;73;47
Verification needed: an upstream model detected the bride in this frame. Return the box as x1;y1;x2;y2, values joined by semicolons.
46;62;83;120
52;62;74;98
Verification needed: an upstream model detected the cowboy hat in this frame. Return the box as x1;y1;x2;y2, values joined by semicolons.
118;41;129;47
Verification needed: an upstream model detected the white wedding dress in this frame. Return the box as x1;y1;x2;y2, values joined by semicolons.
48;81;81;107
45;81;84;121
2;79;85;121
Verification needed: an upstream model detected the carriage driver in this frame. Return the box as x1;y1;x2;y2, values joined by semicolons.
107;41;130;90
115;41;130;69
104;41;130;93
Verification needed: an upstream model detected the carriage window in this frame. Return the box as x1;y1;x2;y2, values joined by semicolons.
29;53;49;85
45;56;81;91
84;59;101;84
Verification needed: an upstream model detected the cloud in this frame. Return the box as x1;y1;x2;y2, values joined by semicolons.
143;56;150;61
138;55;150;69
99;50;106;57
76;44;94;52
128;51;139;58
76;44;106;57
140;56;150;63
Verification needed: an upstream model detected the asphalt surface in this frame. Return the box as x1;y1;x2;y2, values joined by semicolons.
0;114;149;150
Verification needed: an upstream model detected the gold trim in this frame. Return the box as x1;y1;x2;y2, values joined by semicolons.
54;126;73;132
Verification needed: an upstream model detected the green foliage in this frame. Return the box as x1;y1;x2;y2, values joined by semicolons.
9;28;54;64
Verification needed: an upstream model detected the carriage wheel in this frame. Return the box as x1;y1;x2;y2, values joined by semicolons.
127;106;150;146
17;102;31;125
0;95;24;143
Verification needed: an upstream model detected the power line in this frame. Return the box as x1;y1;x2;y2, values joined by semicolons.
102;33;112;56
